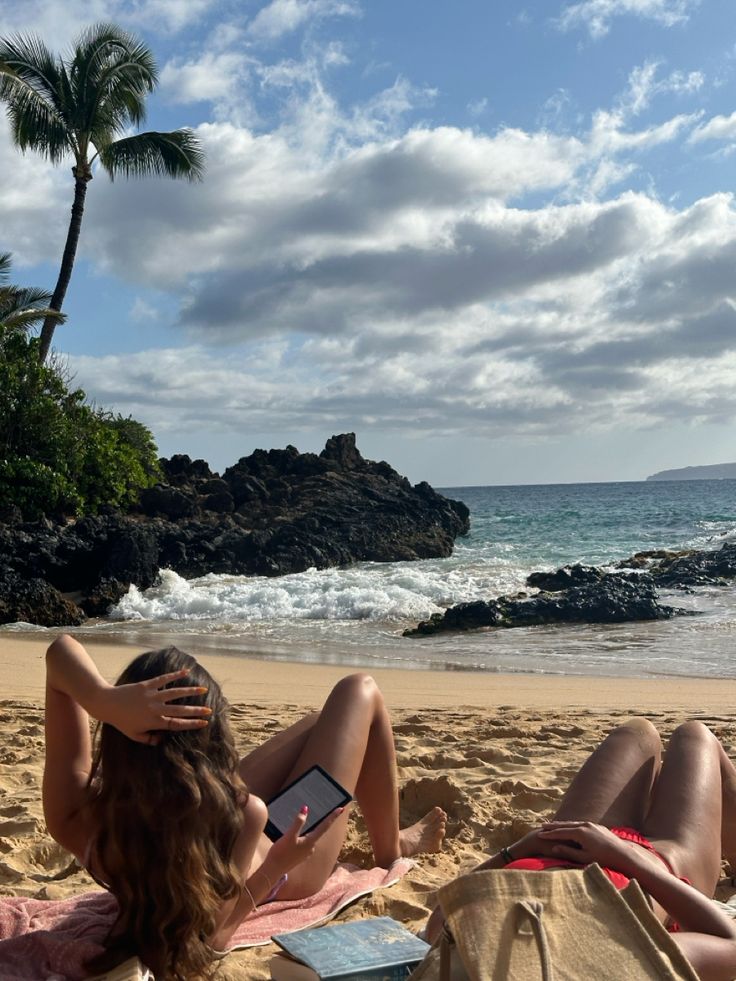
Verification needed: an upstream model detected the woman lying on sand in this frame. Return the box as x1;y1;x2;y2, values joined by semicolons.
427;719;736;981
43;635;446;980
428;717;736;980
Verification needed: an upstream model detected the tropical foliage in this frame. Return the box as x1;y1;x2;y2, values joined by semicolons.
0;255;161;518
0;23;205;360
0;251;64;334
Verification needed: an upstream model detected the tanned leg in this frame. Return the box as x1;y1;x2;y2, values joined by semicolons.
643;721;723;896
715;739;736;873
272;674;445;898
552;717;662;827
237;713;319;801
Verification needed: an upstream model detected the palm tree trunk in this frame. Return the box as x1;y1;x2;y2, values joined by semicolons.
38;170;91;363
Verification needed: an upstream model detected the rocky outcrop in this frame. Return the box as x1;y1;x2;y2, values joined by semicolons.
0;434;470;626
526;564;603;592
650;542;736;588
404;543;736;637
404;573;686;637
0;571;85;627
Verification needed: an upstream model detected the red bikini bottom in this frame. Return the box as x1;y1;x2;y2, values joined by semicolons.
504;826;689;930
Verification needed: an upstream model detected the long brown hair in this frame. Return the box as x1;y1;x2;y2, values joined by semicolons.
84;647;246;980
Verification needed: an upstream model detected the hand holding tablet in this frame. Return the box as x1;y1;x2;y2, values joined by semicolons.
265;765;352;841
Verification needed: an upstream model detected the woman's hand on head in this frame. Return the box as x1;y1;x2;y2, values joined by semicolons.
264;805;346;877
99;669;212;744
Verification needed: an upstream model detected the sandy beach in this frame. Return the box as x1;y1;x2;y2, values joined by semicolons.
1;634;736;978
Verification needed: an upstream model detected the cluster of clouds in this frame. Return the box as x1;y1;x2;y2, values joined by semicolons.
3;0;736;459
557;0;698;39
0;0;701;44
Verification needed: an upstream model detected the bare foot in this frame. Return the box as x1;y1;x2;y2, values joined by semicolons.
399;807;447;857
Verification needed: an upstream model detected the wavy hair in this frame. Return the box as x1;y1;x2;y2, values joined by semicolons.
83;647;246;980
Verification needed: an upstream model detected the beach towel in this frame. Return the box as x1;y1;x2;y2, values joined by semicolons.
0;859;413;980
408;864;698;981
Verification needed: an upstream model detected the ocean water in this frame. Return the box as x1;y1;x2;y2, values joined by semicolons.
53;479;736;679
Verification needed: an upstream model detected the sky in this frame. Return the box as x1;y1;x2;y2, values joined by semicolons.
2;0;736;486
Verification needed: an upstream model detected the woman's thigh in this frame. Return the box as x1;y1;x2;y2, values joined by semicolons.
553;718;661;827
643;721;722;895
238;713;319;801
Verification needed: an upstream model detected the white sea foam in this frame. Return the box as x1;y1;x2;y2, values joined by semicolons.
74;482;736;678
111;559;522;624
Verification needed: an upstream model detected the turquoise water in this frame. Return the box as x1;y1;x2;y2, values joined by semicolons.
10;480;736;678
450;480;736;569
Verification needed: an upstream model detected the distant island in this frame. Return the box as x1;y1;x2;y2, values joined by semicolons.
646;463;736;481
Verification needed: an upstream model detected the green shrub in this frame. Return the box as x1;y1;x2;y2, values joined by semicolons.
0;456;81;516
0;328;160;519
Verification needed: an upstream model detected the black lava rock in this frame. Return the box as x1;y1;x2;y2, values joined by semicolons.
0;434;469;627
404;573;687;637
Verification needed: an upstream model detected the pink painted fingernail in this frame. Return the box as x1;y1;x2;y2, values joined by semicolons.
300;805;309;814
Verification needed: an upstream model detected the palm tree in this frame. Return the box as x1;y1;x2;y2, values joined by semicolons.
0;251;65;334
0;23;205;361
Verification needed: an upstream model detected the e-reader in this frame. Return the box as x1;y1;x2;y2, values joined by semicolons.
265;764;352;842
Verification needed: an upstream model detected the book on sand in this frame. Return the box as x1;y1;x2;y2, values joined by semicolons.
270;916;430;980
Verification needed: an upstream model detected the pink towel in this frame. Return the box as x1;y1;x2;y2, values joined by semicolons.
0;860;413;979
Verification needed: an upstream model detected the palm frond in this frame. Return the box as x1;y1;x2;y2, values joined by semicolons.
72;24;156;137
0;254;66;333
0;32;62;108
0;34;71;160
100;129;205;182
1;284;55;308
0;306;65;332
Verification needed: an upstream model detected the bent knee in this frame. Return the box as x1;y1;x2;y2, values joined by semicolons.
334;672;378;695
616;717;662;754
670;720;716;746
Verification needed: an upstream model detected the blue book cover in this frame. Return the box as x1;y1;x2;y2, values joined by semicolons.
271;916;430;980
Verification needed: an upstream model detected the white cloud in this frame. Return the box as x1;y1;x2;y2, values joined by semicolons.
0;116;69;266
0;0;215;45
690;110;736;144
588;107;695;154
624;61;704;115
64;189;736;447
467;98;489;118
4;6;733;451
130;297;159;322
159;48;261;125
247;0;360;42
557;0;697;39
